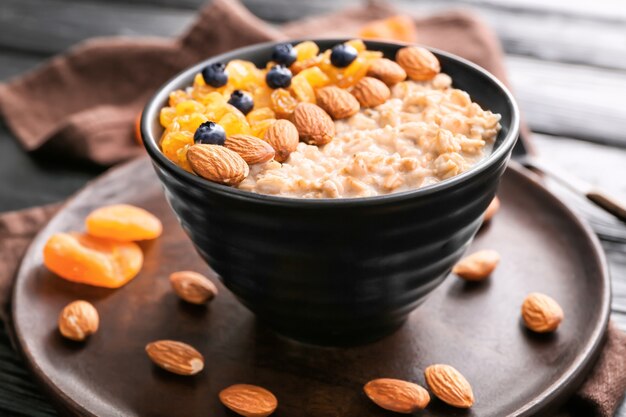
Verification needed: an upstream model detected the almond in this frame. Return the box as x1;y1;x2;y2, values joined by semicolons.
367;58;407;85
521;293;564;333
58;300;99;341
169;271;218;304
424;364;474;408
263;119;299;162
316;86;360;120
219;384;278;417
292;103;335;146
396;46;440;81
452;249;500;281
364;378;430;414
350;77;391;108
483;196;500;222
187;144;249;185
225;134;275;165
145;340;204;376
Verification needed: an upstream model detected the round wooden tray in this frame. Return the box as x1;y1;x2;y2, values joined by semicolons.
12;157;610;417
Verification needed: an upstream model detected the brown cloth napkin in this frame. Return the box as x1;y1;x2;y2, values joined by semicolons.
0;0;623;415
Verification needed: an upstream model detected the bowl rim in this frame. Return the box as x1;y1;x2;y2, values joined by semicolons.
141;38;520;207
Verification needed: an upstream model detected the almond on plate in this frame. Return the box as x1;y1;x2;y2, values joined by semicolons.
424;364;474;408
350;77;391;108
219;384;278;417
187;144;249;185
225;134;275;165
169;271;218;304
145;340;204;376
316;86;360;119
292;102;335;146
396;46;440;81
264;119;299;162
452;249;500;281
521;292;564;333
58;300;99;342
364;378;430;413
366;58;407;85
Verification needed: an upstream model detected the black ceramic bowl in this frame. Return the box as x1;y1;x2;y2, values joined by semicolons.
141;39;520;345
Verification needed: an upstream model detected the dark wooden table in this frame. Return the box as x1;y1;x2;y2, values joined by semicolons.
0;0;624;415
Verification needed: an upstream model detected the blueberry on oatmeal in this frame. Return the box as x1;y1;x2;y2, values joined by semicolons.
194;122;226;145
228;90;254;115
201;62;228;88
271;43;297;67
266;65;292;89
330;44;358;68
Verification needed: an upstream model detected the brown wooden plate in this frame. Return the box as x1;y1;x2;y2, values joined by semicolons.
12;157;610;417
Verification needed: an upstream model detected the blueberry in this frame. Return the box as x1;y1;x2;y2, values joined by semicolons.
201;62;228;88
194;121;226;145
330;44;358;68
271;43;297;66
227;90;254;115
265;65;292;89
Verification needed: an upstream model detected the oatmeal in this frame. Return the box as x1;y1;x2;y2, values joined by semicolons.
239;74;500;198
158;40;501;198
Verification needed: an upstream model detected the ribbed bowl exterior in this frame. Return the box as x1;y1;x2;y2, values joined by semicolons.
142;40;519;344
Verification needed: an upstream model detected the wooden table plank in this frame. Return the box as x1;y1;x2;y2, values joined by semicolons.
0;49;45;80
0;0;192;56
508;56;626;147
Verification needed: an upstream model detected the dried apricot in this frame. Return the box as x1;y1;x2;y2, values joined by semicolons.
359;15;417;43
290;74;316;103
250;118;276;139
293;41;319;61
246;107;275;124
161;131;194;163
270;88;298;118
218;111;251;137
169;90;191;107
298;66;330;88
159;107;176;128
86;204;163;241
43;232;143;288
226;60;264;90
174;113;209;133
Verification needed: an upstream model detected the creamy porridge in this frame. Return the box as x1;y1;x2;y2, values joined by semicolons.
158;40;501;198
239;74;500;198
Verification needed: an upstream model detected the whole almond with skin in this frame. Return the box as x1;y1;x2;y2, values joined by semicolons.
292;103;335;146
58;300;99;341
522;293;564;333
169;271;218;304
396;46;441;81
483;196;500;222
263;119;299;162
364;378;430;414
316;86;360;119
367;58;407;85
425;364;474;408
219;384;278;417
225;134;275;165
452;249;500;281
145;340;204;376
351;77;391;108
187;144;249;185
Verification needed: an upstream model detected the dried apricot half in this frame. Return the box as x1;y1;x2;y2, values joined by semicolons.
43;232;143;288
85;204;162;241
